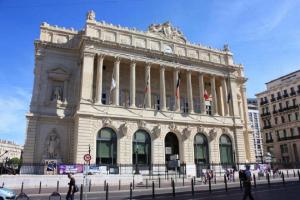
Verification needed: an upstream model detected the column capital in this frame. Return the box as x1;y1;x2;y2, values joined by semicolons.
160;65;166;71
97;53;105;59
145;62;152;67
114;56;121;62
82;51;95;58
130;59;136;65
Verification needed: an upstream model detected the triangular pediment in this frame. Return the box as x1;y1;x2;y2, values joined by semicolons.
49;67;68;75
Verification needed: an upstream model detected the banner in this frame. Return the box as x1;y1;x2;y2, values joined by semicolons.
58;164;83;174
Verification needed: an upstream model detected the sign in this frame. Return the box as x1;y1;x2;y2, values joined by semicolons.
84;154;91;162
165;147;172;155
58;164;83;174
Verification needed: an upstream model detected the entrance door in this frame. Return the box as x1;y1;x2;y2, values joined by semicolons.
165;132;179;162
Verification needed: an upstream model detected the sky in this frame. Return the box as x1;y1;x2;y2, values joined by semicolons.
0;0;299;145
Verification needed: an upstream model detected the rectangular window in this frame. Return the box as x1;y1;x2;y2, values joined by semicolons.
279;103;282;109
288;114;291;122
296;112;299;121
273;105;276;112
290;128;294;137
281;116;285;123
275;117;278;124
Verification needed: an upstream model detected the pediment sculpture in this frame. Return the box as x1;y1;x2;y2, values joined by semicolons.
197;125;205;133
152;124;161;139
208;128;217;142
87;10;96;21
43;128;61;159
168;122;178;132
119;122;128;137
148;22;186;43
137;120;146;129
182;126;191;140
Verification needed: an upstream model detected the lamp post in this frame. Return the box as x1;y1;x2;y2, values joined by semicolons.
135;145;140;174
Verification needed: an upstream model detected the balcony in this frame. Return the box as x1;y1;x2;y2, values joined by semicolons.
277;96;282;100
283;93;289;98
290;91;296;96
272;110;278;114
266;139;273;143
270;98;276;102
260;112;271;117
287;104;299;110
297;89;300;94
278;135;300;141
260;100;269;105
263;125;272;129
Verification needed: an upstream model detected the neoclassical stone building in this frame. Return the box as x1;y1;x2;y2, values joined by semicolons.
23;11;255;176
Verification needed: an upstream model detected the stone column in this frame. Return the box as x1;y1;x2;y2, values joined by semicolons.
63;80;68;103
80;52;95;102
198;73;206;114
145;63;151;108
221;77;229;116
96;54;104;104
187;70;194;113
113;57;120;106
160;65;166;111
130;61;136;107
210;75;218;115
173;69;180;111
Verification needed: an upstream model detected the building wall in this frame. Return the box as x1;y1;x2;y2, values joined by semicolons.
0;140;23;163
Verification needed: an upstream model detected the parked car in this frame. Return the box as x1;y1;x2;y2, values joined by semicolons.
0;187;16;200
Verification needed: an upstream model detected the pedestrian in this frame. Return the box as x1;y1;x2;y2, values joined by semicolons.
242;165;254;200
66;173;76;200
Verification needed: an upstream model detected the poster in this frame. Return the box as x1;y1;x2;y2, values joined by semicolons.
58;164;83;174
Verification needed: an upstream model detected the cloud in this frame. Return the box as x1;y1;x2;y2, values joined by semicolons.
0;86;31;145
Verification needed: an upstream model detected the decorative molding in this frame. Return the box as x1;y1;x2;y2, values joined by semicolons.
168;122;178;132
148;22;186;43
197;125;204;133
182;125;191;140
152;124;161;139
102;118;112;126
119;122;128;137
137;120;146;129
208;128;217;142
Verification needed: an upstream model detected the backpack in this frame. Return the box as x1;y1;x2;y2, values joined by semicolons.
74;184;79;193
239;170;247;181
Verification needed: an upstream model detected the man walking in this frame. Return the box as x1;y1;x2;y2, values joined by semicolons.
243;165;254;200
66;173;75;200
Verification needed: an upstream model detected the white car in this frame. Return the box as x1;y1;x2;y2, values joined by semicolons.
0;187;16;200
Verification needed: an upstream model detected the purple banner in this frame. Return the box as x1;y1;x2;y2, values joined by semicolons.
58;164;83;174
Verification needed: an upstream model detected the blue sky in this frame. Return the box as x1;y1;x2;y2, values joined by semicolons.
0;0;299;145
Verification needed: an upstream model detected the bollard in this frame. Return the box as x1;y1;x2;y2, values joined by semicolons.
38;181;41;194
104;180;106;191
282;173;285;185
129;183;133;200
21;182;24;193
208;177;211;193
191;178;194;196
253;174;256;188
214;175;216;184
182;175;185;186
89;179;91;192
80;184;83;200
287;170;289;178
56;180;59;193
267;173;270;187
119;180;121;190
146;179;148;189
172;179;175;197
105;183;109;200
224;175;228;192
298;170;300;181
293;170;296;177
193;176;196;185
152;181;155;199
159;177;161;188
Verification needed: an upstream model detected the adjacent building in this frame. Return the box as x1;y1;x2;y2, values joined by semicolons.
256;70;300;164
23;11;255;176
0;140;23;163
247;98;263;162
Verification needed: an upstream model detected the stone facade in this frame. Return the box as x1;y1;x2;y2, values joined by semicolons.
0;140;23;163
256;70;300;164
23;11;255;176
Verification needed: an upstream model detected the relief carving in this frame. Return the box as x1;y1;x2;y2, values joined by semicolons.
51;86;63;101
137;120;146;129
182;126;191;140
152;124;161;139
148;22;186;43
208;128;217;141
102;118;112;126
43;128;61;159
119;122;128;137
168;122;178;132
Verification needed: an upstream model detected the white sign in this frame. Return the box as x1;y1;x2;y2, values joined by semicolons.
165;147;172;155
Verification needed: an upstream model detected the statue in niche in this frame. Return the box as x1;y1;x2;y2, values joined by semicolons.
51;86;63;101
44;129;61;159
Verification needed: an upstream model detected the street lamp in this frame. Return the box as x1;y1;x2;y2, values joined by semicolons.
134;145;140;174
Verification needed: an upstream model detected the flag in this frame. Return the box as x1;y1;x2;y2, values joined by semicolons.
144;73;150;93
110;68;116;92
204;89;209;100
175;73;181;99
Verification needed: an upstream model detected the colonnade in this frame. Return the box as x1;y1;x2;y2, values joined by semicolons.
81;53;231;116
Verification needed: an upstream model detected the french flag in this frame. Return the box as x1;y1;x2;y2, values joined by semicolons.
204;89;209;100
175;73;181;99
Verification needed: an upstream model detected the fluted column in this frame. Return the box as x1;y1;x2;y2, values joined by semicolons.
187;70;194;113
221;77;229;116
198;73;206;114
80;52;95;102
113;57;120;106
160;65;166;111
130;61;136;107
173;69;180;111
96;54;104;104
145;64;151;108
210;75;218;115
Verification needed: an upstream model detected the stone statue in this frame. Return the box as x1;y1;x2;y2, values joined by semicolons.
44;129;61;159
52;86;62;101
87;10;96;21
148;21;186;43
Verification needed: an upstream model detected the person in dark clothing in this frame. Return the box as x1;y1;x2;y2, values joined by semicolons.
243;165;254;200
66;173;75;200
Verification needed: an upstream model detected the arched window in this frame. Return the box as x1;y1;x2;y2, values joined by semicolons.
219;135;233;164
96;128;117;165
194;133;209;164
132;130;151;165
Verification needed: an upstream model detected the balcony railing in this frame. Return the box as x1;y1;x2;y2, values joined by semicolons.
266;139;273;143
283;93;289;98
260;112;271;117
263;125;272;129
277;96;282;100
260;100;269;105
270;98;276;102
290;91;296;96
278;135;300;141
